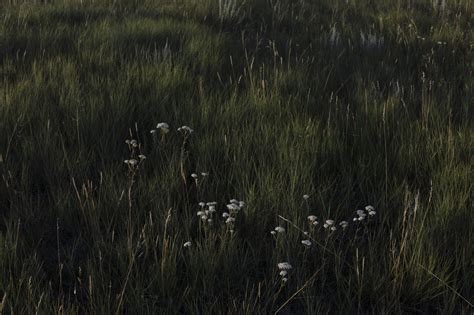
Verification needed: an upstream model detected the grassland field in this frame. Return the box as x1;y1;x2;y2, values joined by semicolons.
0;0;473;313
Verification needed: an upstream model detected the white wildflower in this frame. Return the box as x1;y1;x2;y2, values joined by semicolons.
156;122;170;133
196;211;205;216
325;220;335;226
281;277;288;283
191;173;198;179
201;172;209;176
368;210;376;216
279;270;288;276
222;212;230;218
238;201;245;208
303;194;310;200
339;221;349;229
277;262;293;270
183;241;192;248
365;205;374;212
178;126;193;133
226;204;240;211
138;154;146;160
301;239;312;247
230;199;239;204
330;226;337;231
307;215;317;222
270;230;277;235
274;226;285;233
125;159;138;166
198;202;206;207
225;217;235;224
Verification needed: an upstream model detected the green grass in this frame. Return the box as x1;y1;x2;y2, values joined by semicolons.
0;0;473;313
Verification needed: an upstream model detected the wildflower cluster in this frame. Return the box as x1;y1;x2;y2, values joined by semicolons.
124;138;146;169
196;201;218;225
271;226;285;235
277;262;292;283
353;205;376;222
223;199;245;233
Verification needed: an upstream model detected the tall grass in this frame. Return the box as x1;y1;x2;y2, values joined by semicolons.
0;0;473;313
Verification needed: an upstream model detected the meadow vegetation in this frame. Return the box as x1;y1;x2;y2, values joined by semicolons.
0;0;473;313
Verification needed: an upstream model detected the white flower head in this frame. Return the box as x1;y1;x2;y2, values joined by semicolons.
222;212;230;218
201;172;209;177
196;211;204;216
303;194;310;200
281;277;288;283
312;221;319;225
191;173;198;179
307;215;317;222
365;205;375;212
339;221;349;229
225;217;236;224
277;262;293;270
325;220;335;226
208;205;216;213
279;270;288;276
226;204;240;211
156;122;170;133
330;226;337;231
230;199;239;204
183;241;192;248
301;239;312;247
368;210;376;216
201;215;208;220
138;154;146;160
274;226;285;233
270;230;277;235
238;201;245;208
206;202;217;206
198;202;205;207
124;159;138;166
178;126;193;134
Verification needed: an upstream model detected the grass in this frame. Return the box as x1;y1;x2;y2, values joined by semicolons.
0;0;473;313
